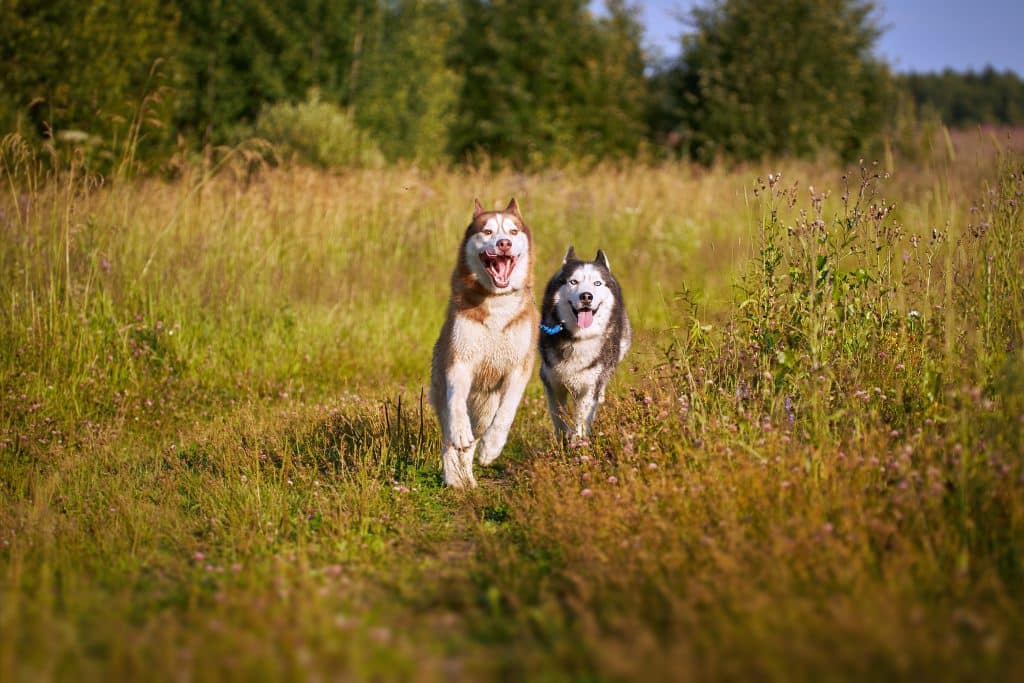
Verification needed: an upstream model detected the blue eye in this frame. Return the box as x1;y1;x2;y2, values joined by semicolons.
569;279;578;285
594;281;603;286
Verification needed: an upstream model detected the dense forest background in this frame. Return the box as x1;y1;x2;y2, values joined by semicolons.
1;0;1022;171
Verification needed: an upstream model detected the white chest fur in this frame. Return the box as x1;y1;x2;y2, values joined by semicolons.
452;299;533;369
546;334;604;392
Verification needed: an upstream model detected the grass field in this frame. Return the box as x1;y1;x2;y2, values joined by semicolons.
2;131;1023;681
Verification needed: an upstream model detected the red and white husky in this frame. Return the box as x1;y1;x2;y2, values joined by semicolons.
430;198;539;488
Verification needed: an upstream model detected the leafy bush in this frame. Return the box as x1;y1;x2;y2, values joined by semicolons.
254;92;384;169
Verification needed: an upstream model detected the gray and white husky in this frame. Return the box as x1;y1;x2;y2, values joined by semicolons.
538;247;631;442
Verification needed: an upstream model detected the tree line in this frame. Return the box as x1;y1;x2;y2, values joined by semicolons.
899;67;1024;128
1;0;1020;171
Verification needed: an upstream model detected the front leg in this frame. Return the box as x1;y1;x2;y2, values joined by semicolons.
442;363;478;487
442;363;475;450
478;362;532;466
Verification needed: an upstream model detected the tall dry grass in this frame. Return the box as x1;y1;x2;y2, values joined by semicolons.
1;130;1022;680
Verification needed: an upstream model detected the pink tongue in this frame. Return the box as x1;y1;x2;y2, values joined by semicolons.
577;310;594;328
492;258;511;286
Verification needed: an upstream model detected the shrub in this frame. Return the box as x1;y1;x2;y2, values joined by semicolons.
254;91;384;169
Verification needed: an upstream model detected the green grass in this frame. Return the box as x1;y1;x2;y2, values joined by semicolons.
2;133;1023;680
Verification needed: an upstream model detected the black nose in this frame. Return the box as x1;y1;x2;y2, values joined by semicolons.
496;238;512;253
579;292;593;305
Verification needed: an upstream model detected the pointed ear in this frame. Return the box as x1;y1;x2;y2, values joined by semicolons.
563;245;576;264
473;198;485;218
595;249;610;271
505;197;521;217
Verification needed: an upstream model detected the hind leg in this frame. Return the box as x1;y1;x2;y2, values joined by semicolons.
470;389;501;465
442;442;477;488
436;362;479;488
541;369;571;445
478;363;531;466
442;394;480;488
573;383;602;439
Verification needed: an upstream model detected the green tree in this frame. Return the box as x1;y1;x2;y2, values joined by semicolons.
172;0;380;145
352;0;462;162
652;0;893;163
575;0;649;158
448;0;647;166
0;0;179;165
900;68;1024;127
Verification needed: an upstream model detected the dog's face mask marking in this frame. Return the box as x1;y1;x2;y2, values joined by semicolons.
554;262;615;334
464;206;530;292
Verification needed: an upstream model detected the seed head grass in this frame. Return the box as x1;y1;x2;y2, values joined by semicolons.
1;131;1023;680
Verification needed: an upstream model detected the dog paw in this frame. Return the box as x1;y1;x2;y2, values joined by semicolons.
477;444;502;466
447;422;475;450
476;431;507;466
444;469;477;489
569;434;591;450
442;446;476;488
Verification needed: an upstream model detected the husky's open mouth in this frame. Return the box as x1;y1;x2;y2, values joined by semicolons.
571;303;600;329
480;250;518;288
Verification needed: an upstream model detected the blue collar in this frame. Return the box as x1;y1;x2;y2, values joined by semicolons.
540;322;564;336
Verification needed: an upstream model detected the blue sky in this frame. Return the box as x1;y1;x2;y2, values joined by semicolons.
632;0;1024;74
